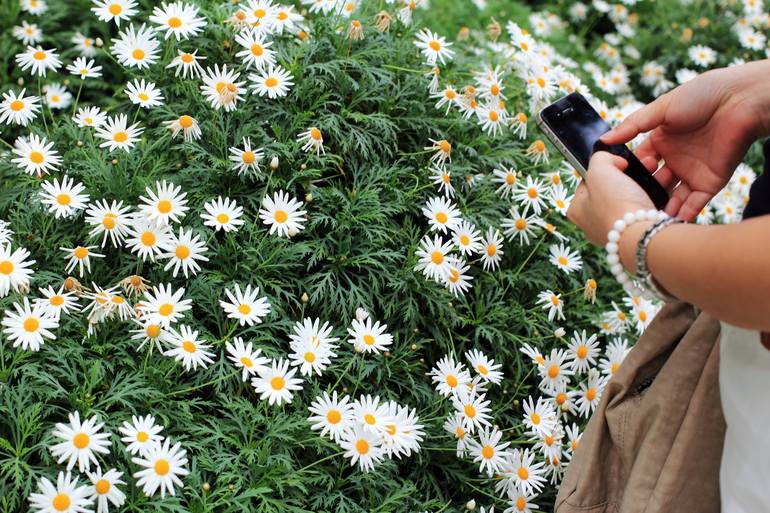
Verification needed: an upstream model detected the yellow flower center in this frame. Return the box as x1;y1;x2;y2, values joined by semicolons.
158;303;174;316
355;439;369;454
428;40;441;51
304;352;315;363
273;210;288;223
577;345;588;359
182;340;196;353
157;199;172;214
240;356;253;368
0;260;14;275
181;53;194;63
73;432;90;449
10;100;24;111
309;127;322;140
270;376;285;390
141;231;156;246
138;92;149;101
611;362;620;375
132;48;145;60
586;387;597;401
517;467;529;480
547;364;560;379
516;497;526;511
558;256;568;266
73;246;89;260
50;295;65;306
154;458;170;476
265;77;278;88
52;494;71;512
326;409;341;424
478;364;488;375
146;324;161;338
33;50;46;60
108;3;122;15
486;244;496;257
435;212;448;224
430;250;443;265
464;404;476;418
364;413;376;425
95;479;111;495
530;412;541;425
253;8;266;17
56;193;71;206
439;140;451;153
446;374;458;388
216;213;230;224
455;426;465;438
250;44;263;56
179;115;193;128
24;317;39;332
175;245;190;260
30;151;44;164
113;131;128;143
363;334;375;346
242;150;255;163
168;16;182;28
238;303;251;315
481;445;494;459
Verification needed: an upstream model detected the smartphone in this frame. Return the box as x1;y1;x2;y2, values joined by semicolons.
536;92;669;210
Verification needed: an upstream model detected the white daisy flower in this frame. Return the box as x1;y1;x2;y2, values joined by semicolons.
430;165;454;198
539;348;574;392
85;199;133;247
289;335;335;377
229;137;265;175
91;0;139;26
381;401;424;459
33;286;81;320
60;246;105;278
444;258;473;297
125;218;172;262
451;389;492;433
429;355;472;397
201;196;245;232
12;133;61;177
1;297;58;351
73;106;107;129
165;114;201;142
289;317;340;350
414;29;455;65
118;414;164;457
235;28;277;70
219;283;271;326
501;206;542;246
251;358;304;406
425;138;452;166
469;427;511;477
12;21;43;45
225;336;270;381
28;471;93;513
258;190;306;237
86;468;126;513
548;243;583;274
688;44;716;67
492;166;518;198
0;88;40;126
421;196;461;233
500;448;548;496
340;424;384;473
160;227;209;278
129;319;167;352
444;414;470;457
307;391;354;443
72;32;98;57
50;411;111;473
112;24;160;69
67;57;102;79
521;396;557;438
163;324;215;371
413;233;454;282
297;126;325;155
249;65;294;99
450;220;482;256
479;227;503;271
95;114;144;153
566;329;600;374
465;349;503;384
576;368;606;418
165;49;206;79
44;83;72;110
536;289;564;322
199;64;245;112
139;180;189;226
137;283;193;327
0;243;36;297
125;79;164;109
132;438;189;498
40;175;90;219
347;316;393;354
15;45;62;77
149;1;207;40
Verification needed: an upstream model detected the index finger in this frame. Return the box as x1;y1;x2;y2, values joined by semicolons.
600;93;672;145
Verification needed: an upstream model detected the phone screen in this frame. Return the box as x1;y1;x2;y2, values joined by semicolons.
539;93;669;210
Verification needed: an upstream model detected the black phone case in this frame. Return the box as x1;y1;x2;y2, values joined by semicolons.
592;140;669;210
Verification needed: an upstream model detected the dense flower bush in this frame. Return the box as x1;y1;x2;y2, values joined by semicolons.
0;0;763;512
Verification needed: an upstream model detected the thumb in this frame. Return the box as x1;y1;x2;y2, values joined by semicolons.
587;151;628;177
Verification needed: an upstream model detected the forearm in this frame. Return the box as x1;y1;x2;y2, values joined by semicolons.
618;216;770;331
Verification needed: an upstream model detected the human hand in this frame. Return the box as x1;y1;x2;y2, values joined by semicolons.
601;59;770;221
567;151;656;247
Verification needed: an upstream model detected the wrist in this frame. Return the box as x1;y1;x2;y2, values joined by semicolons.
618;220;654;274
738;59;770;139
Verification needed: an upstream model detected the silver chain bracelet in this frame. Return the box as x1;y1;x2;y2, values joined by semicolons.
635;217;686;302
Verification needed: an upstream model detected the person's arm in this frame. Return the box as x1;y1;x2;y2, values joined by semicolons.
618;217;770;331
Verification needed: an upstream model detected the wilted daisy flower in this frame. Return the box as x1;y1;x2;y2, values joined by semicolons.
414;29;455;65
566;330;600;374
72;32;97;57
259;190;306;237
0;244;36;297
95;114;143;152
469;427;510;477
85;199;133;247
15;45;62;76
61;246;105;277
160;227;209;278
536;289;564;322
44;83;72;110
13;20;43;45
73;106;107;128
252;358;304;405
166;49;206;79
1;297;58;351
548;243;582;274
149;1;207;40
576;368;606;418
132;438;189;498
201;196;244;232
34;286;80;320
297;127;325;155
429;166;454;198
451;389;492;433
249;65;294;99
235;28;276;70
119;414;164;457
40;175;90;218
229;136;264;174
166;114;201;142
50;411;111;472
12;133;61;177
525;139;549;165
139;181;189;227
425;138;452;166
125;79;164;109
479;227;503;271
340;424;384;472
226;336;270;381
688;44;716;67
445;258;473;296
86;468;126;513
92;0;138;25
429;355;472;397
67;57;102;80
465;349;503;384
138;283;193;327
112;24;160;69
200;64;245;111
414;233;454;282
125;218;171;262
0;89;40;126
444;414;470;457
422;196;461;233
308;391;354;443
164;324;215;371
347;316;393;354
219;283;271;326
28;471;93;513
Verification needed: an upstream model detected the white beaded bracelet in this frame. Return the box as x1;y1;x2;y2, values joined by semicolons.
605;209;669;299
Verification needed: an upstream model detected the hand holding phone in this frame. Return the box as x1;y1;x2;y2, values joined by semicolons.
536;93;669;210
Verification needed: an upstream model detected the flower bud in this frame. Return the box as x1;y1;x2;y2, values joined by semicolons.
465;499;476;510
270;156;279;169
